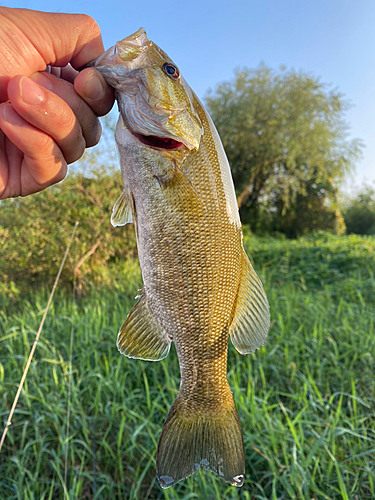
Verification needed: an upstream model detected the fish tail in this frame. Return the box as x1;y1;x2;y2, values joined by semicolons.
156;394;245;488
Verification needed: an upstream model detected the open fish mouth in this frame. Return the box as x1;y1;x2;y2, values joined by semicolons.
116;91;193;150
131;131;184;150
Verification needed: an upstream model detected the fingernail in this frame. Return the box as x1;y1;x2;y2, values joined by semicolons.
20;77;45;105
2;103;24;125
84;73;105;100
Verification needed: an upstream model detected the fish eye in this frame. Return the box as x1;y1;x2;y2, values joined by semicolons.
163;62;180;80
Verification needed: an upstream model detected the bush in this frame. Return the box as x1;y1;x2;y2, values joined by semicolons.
0;163;137;298
343;186;375;235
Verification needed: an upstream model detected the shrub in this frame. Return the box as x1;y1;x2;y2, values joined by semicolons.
0;163;137;297
343;186;375;235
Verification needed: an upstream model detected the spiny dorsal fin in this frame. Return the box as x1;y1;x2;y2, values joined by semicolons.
230;252;270;354
117;289;171;361
111;189;133;227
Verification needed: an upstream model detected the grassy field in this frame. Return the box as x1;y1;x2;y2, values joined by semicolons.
0;233;374;500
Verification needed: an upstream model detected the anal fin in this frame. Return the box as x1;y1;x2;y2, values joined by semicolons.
230;252;270;354
117;289;171;361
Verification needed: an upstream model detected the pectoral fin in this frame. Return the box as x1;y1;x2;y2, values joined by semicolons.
157;168;206;213
117;289;171;361
111;189;133;227
230;253;270;354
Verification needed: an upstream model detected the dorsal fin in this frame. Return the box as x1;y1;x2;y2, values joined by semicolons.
230;253;270;354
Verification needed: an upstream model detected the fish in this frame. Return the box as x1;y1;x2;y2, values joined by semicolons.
89;28;270;489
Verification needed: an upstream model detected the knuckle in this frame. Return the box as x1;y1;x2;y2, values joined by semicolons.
79;14;101;36
73;97;102;146
66;135;86;164
86;118;102;147
58;107;77;135
35;132;55;156
54;163;68;183
73;95;88;122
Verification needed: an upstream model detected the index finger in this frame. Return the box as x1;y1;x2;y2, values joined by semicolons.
0;7;105;100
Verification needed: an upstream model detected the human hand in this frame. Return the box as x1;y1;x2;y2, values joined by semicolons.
0;7;115;199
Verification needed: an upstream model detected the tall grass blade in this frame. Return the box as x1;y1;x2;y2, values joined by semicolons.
0;221;79;453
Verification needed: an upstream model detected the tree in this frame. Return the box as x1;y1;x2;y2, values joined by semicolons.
343;186;375;235
205;65;363;234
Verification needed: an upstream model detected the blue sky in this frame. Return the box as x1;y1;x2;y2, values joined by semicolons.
4;0;375;191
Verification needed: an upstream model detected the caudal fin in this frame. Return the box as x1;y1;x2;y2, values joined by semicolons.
156;396;245;488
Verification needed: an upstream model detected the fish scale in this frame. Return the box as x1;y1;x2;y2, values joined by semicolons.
90;27;270;488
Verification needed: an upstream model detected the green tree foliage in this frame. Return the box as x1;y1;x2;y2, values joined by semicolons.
343;186;375;235
0;129;137;298
270;179;346;238
205;65;363;235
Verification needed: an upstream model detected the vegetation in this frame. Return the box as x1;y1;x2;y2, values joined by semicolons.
1;233;374;499
0;62;373;499
205;65;363;236
343;186;375;236
0;154;137;299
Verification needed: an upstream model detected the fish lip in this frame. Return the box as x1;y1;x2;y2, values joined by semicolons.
83;45;121;71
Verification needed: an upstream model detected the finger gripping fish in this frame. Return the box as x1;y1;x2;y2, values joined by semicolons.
91;28;270;489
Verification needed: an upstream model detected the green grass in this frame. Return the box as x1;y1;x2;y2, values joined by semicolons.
1;233;374;499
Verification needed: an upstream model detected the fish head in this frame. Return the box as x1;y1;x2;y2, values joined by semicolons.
92;28;203;153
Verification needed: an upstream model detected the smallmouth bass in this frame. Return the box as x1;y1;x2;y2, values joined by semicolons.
90;28;270;489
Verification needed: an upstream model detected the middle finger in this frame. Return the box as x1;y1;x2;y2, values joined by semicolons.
7;75;87;164
31;71;102;148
